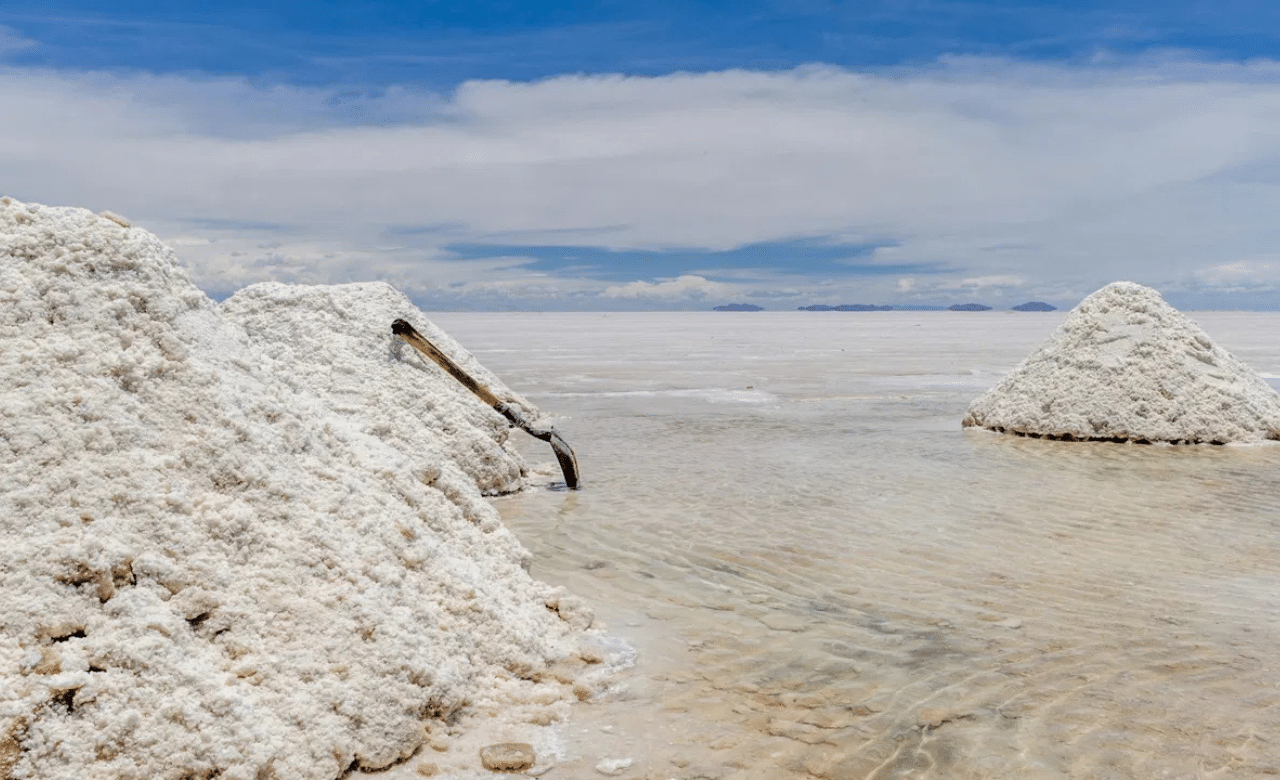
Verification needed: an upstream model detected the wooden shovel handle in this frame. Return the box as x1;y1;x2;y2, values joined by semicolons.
392;318;580;489
392;319;503;408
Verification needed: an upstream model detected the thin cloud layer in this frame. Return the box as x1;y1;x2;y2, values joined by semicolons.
5;59;1280;308
603;275;737;299
0;26;34;56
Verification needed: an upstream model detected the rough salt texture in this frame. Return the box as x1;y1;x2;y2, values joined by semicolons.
963;281;1280;443
220;281;540;499
0;198;592;780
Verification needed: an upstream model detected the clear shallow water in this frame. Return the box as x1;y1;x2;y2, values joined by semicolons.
434;311;1280;780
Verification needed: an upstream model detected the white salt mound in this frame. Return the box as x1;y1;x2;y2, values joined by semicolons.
963;281;1280;443
220;281;542;499
0;198;593;780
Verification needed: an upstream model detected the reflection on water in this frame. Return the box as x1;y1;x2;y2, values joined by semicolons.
437;312;1280;779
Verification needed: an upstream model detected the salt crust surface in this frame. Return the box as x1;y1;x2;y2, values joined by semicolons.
963;281;1280;443
0;198;594;779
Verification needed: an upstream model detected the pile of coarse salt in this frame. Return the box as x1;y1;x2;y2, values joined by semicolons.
0;198;595;780
963;281;1280;443
220;281;543;501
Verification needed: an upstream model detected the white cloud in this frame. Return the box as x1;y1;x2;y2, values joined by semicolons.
1191;259;1280;291
958;275;1027;290
0;26;35;58
6;59;1280;306
602;275;735;299
885;273;1028;301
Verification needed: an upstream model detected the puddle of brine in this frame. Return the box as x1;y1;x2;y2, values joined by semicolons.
395;312;1280;780
494;450;1280;779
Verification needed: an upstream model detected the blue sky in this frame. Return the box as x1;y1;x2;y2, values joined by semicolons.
5;2;1280;309
11;2;1280;83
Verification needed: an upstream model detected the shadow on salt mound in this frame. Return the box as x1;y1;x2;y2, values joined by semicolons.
962;281;1280;444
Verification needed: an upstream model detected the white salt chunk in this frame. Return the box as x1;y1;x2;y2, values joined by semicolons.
963;281;1280;443
595;756;635;775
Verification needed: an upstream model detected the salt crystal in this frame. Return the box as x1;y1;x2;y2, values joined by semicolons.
595;757;634;775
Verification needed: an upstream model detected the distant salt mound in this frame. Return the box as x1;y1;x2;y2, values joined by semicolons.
963;281;1280;443
0;198;592;780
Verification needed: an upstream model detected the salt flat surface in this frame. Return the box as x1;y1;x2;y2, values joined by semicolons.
422;310;1280;780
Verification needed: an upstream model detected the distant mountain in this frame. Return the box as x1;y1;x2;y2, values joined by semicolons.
797;304;892;311
1011;301;1057;312
948;303;993;311
713;303;763;311
891;305;947;311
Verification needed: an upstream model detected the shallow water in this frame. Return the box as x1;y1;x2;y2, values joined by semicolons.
433;311;1280;780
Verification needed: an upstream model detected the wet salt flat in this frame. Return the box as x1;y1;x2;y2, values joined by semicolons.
435;311;1280;780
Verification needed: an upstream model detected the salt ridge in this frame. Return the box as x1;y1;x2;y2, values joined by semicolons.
0;198;594;780
962;281;1280;443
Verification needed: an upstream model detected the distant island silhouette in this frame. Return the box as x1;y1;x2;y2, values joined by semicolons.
1011;301;1057;311
712;303;764;311
948;303;993;311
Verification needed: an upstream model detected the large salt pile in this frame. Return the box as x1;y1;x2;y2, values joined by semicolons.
963;281;1280;443
0;198;594;780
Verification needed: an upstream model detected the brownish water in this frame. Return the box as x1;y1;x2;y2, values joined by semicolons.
409;312;1280;779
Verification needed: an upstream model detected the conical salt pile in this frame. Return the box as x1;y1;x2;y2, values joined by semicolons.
962;281;1280;443
0;198;594;780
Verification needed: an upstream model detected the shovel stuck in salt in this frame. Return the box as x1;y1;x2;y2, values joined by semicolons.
391;318;580;489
